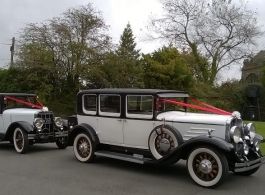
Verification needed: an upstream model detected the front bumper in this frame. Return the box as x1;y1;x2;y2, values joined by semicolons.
234;156;265;172
28;131;69;140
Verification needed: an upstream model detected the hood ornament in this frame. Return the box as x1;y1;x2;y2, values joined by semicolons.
42;106;49;112
232;111;241;119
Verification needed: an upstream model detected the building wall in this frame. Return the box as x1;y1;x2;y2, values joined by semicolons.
241;50;265;83
241;50;265;121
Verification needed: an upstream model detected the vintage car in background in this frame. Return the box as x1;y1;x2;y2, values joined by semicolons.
67;89;265;188
0;93;68;153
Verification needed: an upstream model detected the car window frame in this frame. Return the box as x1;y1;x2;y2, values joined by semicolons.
99;94;121;117
126;95;154;119
82;94;97;115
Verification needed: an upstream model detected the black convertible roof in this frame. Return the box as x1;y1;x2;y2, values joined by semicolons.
78;88;188;95
0;93;36;96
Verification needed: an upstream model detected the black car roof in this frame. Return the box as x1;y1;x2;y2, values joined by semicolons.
0;93;36;96
78;88;188;95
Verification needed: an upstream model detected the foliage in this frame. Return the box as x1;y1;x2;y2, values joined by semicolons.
142;46;193;90
87;23;143;88
14;4;111;115
146;0;263;84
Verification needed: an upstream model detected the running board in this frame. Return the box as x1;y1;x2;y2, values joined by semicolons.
95;151;152;164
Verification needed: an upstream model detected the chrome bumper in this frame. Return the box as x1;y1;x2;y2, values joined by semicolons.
234;156;265;172
28;131;68;140
54;131;68;137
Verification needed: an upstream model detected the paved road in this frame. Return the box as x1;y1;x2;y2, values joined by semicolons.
0;143;264;195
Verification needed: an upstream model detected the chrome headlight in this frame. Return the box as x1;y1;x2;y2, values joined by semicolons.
54;117;63;127
230;126;242;144
244;123;256;139
34;118;43;129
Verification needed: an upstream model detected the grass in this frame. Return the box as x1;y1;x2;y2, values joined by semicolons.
244;121;265;155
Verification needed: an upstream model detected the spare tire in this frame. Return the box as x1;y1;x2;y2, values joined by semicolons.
148;125;183;159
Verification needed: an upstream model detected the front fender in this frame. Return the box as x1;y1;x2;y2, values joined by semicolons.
155;135;234;165
67;123;99;146
4;121;34;141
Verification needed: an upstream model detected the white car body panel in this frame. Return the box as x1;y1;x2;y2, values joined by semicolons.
157;111;229;141
123;119;162;149
1;108;41;133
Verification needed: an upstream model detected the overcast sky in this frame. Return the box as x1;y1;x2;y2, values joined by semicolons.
0;0;264;82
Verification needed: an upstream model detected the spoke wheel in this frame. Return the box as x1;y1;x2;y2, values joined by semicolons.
149;125;183;160
155;132;175;156
13;127;29;154
187;146;228;188
193;152;219;181
73;133;95;163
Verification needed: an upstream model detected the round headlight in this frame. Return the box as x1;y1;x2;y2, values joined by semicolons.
245;123;256;139
55;117;63;127
230;126;242;143
34;118;43;129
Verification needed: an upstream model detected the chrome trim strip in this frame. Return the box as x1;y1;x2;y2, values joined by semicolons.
187;131;208;134
234;163;261;173
234;156;265;173
235;158;261;168
27;132;68;139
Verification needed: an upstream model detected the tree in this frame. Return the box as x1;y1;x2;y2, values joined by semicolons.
90;23;143;88
146;0;263;84
115;23;143;88
142;46;193;90
16;3;111;98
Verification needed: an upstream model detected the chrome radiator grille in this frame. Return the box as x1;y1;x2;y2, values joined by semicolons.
36;112;54;133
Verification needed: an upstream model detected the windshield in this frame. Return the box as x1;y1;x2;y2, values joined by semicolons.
4;95;43;109
156;97;186;112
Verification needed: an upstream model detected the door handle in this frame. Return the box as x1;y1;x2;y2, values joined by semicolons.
117;119;122;121
123;119;127;122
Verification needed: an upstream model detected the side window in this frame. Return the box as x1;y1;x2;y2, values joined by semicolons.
99;94;120;117
83;95;97;115
126;95;153;119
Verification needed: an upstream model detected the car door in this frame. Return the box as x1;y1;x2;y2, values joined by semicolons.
97;94;124;145
123;95;159;149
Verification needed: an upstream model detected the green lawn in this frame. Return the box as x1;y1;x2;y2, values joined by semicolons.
244;121;265;155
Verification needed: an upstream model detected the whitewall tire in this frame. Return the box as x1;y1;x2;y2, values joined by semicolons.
13;127;29;154
187;147;229;188
148;125;183;160
73;133;95;163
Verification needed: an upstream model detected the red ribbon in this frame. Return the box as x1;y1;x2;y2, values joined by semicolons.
189;97;231;114
158;98;231;115
5;95;43;109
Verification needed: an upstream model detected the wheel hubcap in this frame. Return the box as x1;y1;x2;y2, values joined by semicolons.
199;159;212;174
77;137;90;158
159;138;171;152
155;130;175;155
193;152;219;181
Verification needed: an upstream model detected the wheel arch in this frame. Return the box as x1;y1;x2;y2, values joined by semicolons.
4;121;34;141
67;123;99;146
157;136;234;165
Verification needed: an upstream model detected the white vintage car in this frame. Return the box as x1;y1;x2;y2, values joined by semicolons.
67;89;265;188
0;93;68;153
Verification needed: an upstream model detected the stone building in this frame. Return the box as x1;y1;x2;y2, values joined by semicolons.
241;50;265;83
241;50;265;121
